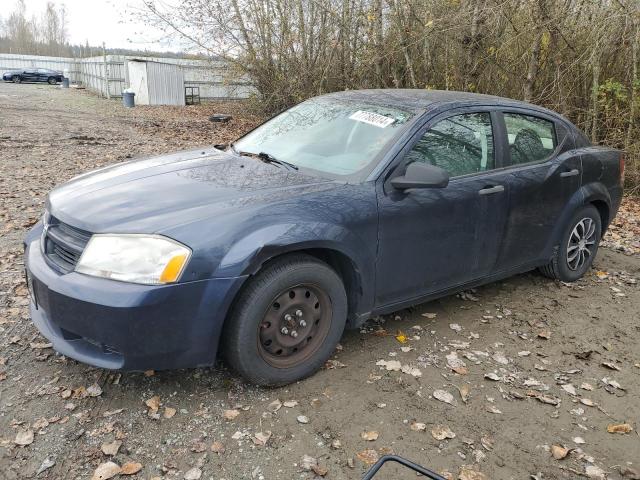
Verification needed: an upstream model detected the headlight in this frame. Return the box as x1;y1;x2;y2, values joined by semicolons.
75;234;191;285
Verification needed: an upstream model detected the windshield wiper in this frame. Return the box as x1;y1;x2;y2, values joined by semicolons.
257;152;298;170
232;147;298;171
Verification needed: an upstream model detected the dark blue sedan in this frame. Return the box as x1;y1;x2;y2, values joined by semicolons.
24;90;624;385
3;68;63;84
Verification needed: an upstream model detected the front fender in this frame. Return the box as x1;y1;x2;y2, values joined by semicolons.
214;222;376;319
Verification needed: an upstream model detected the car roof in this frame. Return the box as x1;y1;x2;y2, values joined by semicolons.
319;88;565;120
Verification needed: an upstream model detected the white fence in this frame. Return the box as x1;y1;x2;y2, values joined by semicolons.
0;53;255;100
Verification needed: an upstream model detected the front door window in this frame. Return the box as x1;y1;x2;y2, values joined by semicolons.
405;113;495;177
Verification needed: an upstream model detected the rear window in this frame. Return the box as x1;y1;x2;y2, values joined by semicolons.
504;113;556;165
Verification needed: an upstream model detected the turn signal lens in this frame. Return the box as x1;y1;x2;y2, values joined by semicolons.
160;253;189;283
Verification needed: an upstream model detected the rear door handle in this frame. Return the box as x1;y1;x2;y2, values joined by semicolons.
478;185;505;195
560;169;580;178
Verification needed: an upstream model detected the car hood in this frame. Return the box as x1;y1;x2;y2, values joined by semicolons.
48;147;337;233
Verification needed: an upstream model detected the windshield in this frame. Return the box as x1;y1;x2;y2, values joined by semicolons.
233;97;414;177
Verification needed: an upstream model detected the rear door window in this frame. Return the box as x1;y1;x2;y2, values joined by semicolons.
405;112;495;177
504;113;556;165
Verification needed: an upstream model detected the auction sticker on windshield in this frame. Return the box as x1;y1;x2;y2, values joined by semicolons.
349;110;396;128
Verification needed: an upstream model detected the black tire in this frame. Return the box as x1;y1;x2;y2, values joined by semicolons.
539;205;601;282
47;77;57;85
222;254;347;386
12;75;21;84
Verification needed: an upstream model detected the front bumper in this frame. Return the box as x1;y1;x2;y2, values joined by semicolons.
24;225;246;371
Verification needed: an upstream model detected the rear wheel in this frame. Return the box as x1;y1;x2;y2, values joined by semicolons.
222;254;347;385
47;77;57;85
12;75;21;83
539;205;601;282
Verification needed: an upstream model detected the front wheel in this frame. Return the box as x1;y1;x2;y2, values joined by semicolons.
222;254;347;386
539;205;601;282
12;75;21;83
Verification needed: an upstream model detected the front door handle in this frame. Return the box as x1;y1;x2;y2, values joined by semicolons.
560;169;580;178
478;185;505;195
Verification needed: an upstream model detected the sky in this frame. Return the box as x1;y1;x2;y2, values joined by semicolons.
16;0;182;51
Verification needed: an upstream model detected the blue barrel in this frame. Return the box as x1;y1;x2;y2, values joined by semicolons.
122;91;135;108
62;77;69;88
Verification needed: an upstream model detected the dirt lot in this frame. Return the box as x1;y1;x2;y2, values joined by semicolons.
0;82;639;480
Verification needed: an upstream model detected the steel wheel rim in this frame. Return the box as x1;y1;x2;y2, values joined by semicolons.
566;217;597;271
257;284;332;368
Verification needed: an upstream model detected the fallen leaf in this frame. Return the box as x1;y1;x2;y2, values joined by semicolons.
301;455;319;471
361;431;379;441
36;457;55;475
458;466;489;480
573;436;586;444
143;370;155;376
607;423;633;434
421;312;437;319
433;389;457;406
457;384;470;403
91;462;121;480
551;444;569;460
602;361;621;371
121;462;142;475
620;466;640;479
223;409;240;421
14;429;34;446
356;449;379;465
101;440;122;456
297;415;309;424
86;383;103;397
376;359;401;371
211;441;225;454
267;399;282;413
252;431;272;446
585;465;606;479
311;464;328;476
561;384;577;396
395;330;408;343
145;396;160;413
581;398;596;407
537;329;551;339
486;405;502;414
325;359;346;369
431;425;455;440
526;391;560;405
184;467;202;480
283;400;298;408
163;407;176;419
484;372;501;381
449;323;462;332
410;421;426;431
400;364;422;377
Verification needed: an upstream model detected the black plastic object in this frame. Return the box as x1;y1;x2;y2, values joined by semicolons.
362;455;448;480
209;114;232;123
391;162;449;190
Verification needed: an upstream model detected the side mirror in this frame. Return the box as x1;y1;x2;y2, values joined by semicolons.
391;162;450;190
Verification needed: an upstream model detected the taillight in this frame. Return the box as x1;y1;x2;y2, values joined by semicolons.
620;152;626;184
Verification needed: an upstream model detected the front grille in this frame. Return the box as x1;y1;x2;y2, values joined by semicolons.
43;215;91;272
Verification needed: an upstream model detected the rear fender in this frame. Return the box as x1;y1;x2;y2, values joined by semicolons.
543;183;611;260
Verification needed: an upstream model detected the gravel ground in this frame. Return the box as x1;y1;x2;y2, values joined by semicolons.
0;82;639;480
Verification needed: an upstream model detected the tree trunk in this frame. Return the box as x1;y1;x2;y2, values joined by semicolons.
524;30;543;102
590;47;601;143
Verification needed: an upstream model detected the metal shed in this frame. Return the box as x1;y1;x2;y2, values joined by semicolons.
125;59;185;105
